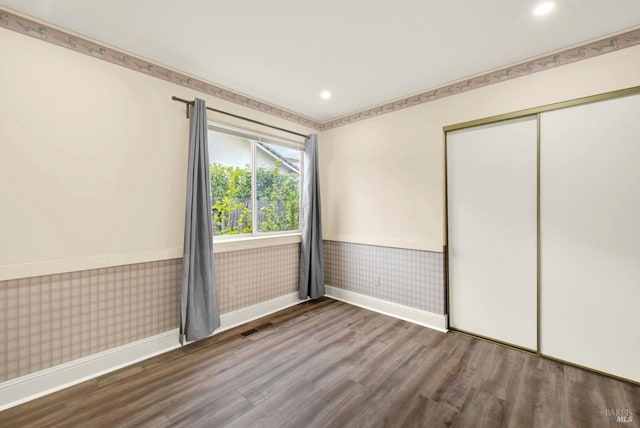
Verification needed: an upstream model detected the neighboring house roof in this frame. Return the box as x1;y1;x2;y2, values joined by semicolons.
257;142;299;174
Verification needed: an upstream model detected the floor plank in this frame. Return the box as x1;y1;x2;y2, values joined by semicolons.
279;379;367;428
0;297;638;428
225;377;324;428
170;391;253;428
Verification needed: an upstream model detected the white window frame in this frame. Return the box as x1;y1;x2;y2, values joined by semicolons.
208;122;304;251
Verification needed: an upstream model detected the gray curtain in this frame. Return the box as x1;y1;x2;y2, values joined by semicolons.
180;98;220;344
299;134;325;299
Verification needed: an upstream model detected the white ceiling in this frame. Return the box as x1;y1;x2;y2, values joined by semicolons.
2;1;639;121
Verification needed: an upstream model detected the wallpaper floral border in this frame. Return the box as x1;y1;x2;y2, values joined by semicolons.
0;8;322;130
1;7;639;131
320;28;640;130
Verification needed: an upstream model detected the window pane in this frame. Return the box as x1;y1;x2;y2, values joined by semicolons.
208;130;252;236
256;142;300;233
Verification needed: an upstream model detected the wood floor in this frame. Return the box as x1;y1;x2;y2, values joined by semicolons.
1;298;638;428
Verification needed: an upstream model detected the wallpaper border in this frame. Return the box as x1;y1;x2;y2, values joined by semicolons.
1;7;639;131
0;7;322;130
319;27;640;130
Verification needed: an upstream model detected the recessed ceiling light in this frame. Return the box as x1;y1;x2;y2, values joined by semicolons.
320;90;331;100
534;1;555;16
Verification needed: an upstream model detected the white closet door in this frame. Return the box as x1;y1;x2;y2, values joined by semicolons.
448;116;538;350
540;93;640;383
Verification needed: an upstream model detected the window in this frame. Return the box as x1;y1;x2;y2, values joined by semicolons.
208;124;303;238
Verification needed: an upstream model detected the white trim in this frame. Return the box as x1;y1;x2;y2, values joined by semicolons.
325;285;448;333
0;292;302;411
322;234;444;253
0;330;180;411
217;292;301;332
0;235;301;281
214;233;301;253
0;248;183;281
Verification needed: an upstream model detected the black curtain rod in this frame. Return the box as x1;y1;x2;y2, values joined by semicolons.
171;96;309;139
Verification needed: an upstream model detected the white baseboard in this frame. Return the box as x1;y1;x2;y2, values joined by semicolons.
217;292;300;333
0;329;180;411
325;285;448;333
0;292;302;411
0;289;443;410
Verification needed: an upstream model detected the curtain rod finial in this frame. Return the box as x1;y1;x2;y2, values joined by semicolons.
172;96;192;118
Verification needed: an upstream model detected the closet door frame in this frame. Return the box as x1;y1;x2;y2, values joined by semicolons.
443;85;640;384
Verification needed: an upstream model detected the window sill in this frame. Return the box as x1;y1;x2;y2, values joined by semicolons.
213;233;302;254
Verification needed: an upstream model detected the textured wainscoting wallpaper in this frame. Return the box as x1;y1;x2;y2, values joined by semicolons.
323;240;445;315
215;243;299;313
0;243;300;383
0;259;181;383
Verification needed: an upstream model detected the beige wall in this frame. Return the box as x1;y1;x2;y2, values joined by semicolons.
318;44;640;252
0;28;313;280
4;23;640;276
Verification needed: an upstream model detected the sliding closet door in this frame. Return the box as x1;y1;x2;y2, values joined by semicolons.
448;117;538;350
540;93;640;382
